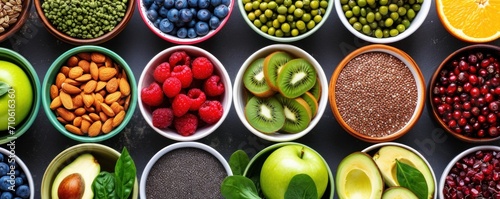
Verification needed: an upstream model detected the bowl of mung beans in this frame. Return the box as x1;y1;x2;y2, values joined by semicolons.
329;44;426;143
0;0;32;42
335;0;431;43
239;0;333;42
34;0;135;45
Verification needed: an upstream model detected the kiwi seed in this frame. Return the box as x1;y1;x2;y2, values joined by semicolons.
244;96;285;134
263;51;294;91
277;58;317;99
243;58;275;97
275;94;312;133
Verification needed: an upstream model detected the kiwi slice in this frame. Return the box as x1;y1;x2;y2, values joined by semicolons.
244;96;285;134
309;78;321;101
301;92;318;117
243;58;275;97
263;51;294;91
276;94;312;133
277;58;317;99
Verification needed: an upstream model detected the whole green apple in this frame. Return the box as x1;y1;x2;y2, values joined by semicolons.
0;60;33;131
260;144;329;199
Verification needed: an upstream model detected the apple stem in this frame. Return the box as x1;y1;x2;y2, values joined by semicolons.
300;147;305;159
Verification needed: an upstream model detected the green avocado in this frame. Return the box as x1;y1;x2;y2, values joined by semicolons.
51;153;101;199
372;146;435;199
382;186;419;199
336;152;384;199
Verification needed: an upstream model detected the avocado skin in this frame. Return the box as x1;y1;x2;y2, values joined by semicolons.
51;153;101;199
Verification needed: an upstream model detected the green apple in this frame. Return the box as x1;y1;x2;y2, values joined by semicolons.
260;144;329;199
0;60;33;131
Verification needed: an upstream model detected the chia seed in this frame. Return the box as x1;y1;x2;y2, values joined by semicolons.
335;52;418;137
146;147;227;198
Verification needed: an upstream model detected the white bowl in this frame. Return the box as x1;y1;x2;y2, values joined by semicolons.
335;0;431;43
0;147;34;199
138;45;232;141
233;44;328;142
139;142;232;198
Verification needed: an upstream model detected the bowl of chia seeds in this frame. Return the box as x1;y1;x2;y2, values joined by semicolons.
329;44;426;143
140;142;232;198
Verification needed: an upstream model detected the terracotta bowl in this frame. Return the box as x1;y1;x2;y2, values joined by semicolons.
0;0;31;42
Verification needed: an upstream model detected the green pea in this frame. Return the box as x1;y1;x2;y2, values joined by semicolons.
375;12;382;20
284;0;292;6
360;8;367;17
352;6;360;16
303;0;310;6
401;19;410;28
295;1;303;8
245;2;253;10
390;12;399;20
396;24;405;32
266;21;273;27
384;18;393;27
383;29;390;37
265;9;274;18
281;23;291;32
277;14;286;23
253;19;262;27
259;14;268;23
347;0;356;8
359;17;367;25
296;20;306;30
254;9;262;17
348;17;358;24
288;5;296;13
357;0;366;7
362;24;371;34
369;21;377;29
342;4;350;12
340;0;348;4
353;22;362;31
345;10;353;18
268;1;277;9
389;29;399;36
417;0;423;3
388;3;398;12
294;8;304;18
367;0;375;5
408;0;415;3
374;28;383;38
306;20;315;29
261;25;269;32
252;1;260;9
287;15;294;22
290;29;298;36
248;12;256;21
268;27;276;35
412;4;421;11
277;5;287;14
313;15;322;23
275;29;284;37
302;13;312;22
379;6;388;15
366;12;375;23
273;19;281;28
320;0;328;8
407;9;416;20
397;7;407;16
379;0;388;5
259;2;268;10
311;9;319;16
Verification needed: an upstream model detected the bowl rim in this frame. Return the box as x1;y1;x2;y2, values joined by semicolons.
41;45;138;142
334;0;431;43
0;147;35;199
139;141;232;198
328;44;426;143
137;45;233;141
237;0;334;42
428;44;500;143
438;145;500;199
361;142;438;199
0;47;41;145
0;0;32;42
137;0;234;44
34;0;136;45
233;44;329;142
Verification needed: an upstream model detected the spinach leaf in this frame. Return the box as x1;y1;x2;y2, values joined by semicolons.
221;175;261;199
115;147;136;199
92;171;117;199
229;150;250;176
284;174;318;199
396;159;428;199
0;82;10;97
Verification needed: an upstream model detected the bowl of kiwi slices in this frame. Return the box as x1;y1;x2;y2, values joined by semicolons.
233;44;328;142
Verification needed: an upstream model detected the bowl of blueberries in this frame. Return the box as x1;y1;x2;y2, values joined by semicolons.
0;147;34;199
138;0;234;44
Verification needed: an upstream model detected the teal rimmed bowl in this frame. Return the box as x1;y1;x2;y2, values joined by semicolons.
0;47;41;144
42;45;137;142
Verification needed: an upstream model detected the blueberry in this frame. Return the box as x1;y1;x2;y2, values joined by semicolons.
198;0;209;8
213;4;228;18
0;176;12;191
210;0;221;6
144;0;155;6
159;18;174;33
146;9;159;21
0;154;4;162
187;0;198;7
175;0;188;9
159;6;169;17
196;9;211;21
163;0;175;8
13;197;21;199
154;18;162;28
15;185;29;199
19;174;25;182
149;3;161;11
221;0;230;6
154;0;163;5
14;177;22;186
187;20;196;27
177;27;188;38
209;15;221;29
187;28;197;38
167;9;179;22
179;8;193;22
0;192;12;199
195;21;209;36
169;27;178;35
175;20;186;27
0;163;8;176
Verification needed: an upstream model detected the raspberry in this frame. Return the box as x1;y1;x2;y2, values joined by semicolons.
187;88;206;111
192;57;214;79
152;108;174;129
169;51;191;66
174;113;198;136
172;94;192;117
163;77;182;98
171;65;193;88
198;100;223;124
153;62;171;83
141;82;164;107
204;75;225;97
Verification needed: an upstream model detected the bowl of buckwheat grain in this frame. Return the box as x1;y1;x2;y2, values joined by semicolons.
0;0;31;42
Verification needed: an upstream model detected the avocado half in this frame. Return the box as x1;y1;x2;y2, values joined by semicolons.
335;152;383;199
382;186;419;199
372;146;435;199
51;153;101;199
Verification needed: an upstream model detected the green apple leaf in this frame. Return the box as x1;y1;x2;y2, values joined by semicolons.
221;175;261;199
284;174;318;199
229;150;250;176
0;81;11;97
396;159;428;199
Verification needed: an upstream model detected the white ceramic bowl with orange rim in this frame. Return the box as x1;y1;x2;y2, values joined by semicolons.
329;44;426;143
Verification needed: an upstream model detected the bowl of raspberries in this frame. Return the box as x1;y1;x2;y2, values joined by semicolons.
138;45;232;141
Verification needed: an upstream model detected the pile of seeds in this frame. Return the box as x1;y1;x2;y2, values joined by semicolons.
0;0;23;33
335;52;417;137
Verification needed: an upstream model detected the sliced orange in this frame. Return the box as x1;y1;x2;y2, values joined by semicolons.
436;0;500;43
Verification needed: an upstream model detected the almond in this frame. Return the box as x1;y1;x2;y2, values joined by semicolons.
88;121;102;137
82;114;92;122
74;107;86;116
78;59;90;73
55;72;66;89
124;95;131;111
119;77;131;96
82;94;94;108
85;106;96;113
89;113;100;121
65;124;83;135
105;57;113;68
61;66;71;77
106;77;119;93
90;61;99;80
110;102;124;114
50;96;62;110
59;91;74;110
98;90;107;98
100;103;115;117
83;80;97;93
68;66;84;79
75;74;92;82
95;81;107;92
50;85;59;100
64;78;81;86
105;91;121;105
73;116;82;127
99;112;109;122
102;119;113;134
99;67;117;81
77;52;91;61
112;110;126;128
91;52;106;63
57;107;75;122
72;94;83;108
57;117;68;124
67;56;79;67
80;119;91;134
61;83;82;95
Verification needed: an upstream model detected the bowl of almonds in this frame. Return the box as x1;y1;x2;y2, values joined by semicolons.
42;45;137;142
0;0;31;42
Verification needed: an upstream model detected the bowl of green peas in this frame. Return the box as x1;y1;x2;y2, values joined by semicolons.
239;0;333;42
335;0;430;43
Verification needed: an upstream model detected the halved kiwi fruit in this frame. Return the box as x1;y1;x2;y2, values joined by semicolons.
308;78;321;101
277;58;317;99
301;92;318;117
243;58;275;97
244;96;285;134
276;94;312;133
263;51;294;91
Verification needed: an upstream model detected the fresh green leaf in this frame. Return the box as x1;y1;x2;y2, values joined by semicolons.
284;174;318;199
115;147;136;199
92;171;117;199
229;150;250;176
396;159;428;199
0;82;11;97
221;175;261;199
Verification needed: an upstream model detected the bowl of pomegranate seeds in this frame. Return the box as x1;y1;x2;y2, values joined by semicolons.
440;145;500;198
138;45;232;141
429;44;500;143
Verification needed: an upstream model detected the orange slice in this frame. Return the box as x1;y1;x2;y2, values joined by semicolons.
436;0;500;43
